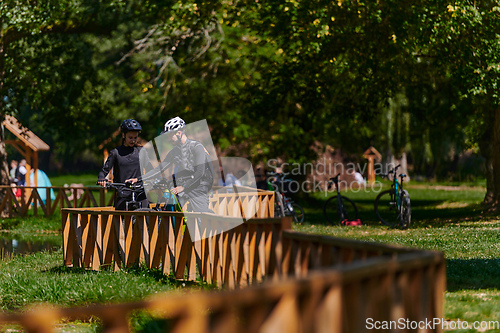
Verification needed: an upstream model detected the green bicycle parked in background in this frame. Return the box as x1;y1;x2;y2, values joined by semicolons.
374;164;411;229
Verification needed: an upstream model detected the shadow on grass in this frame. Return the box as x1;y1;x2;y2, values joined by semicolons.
447;259;500;291
300;193;496;227
47;264;217;290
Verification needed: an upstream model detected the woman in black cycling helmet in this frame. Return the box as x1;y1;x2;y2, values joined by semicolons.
97;119;150;211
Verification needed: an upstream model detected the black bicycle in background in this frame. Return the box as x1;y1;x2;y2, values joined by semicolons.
268;173;305;223
323;173;359;225
374;164;411;229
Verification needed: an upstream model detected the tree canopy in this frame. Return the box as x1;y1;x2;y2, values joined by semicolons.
2;0;500;202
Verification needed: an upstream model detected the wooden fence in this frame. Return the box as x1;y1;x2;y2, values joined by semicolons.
55;208;446;332
62;208;289;287
0;185;275;219
0;250;444;333
0;185;111;217
0;202;446;332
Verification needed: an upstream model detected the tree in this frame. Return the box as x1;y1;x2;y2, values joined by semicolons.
0;0;175;174
423;1;500;204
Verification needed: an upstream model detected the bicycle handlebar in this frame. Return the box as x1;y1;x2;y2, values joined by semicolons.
380;165;407;180
97;181;144;191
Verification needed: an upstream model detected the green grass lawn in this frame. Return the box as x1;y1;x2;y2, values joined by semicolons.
2;179;499;331
295;181;500;332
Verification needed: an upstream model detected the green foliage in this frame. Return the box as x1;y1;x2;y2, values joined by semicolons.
1;0;500;181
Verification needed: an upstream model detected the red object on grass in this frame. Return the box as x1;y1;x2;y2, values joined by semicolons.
341;219;363;226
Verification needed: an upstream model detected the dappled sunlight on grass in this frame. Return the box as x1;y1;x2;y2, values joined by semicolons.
297;183;500;327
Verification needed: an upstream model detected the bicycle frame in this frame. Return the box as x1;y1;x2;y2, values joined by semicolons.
329;173;347;219
267;172;301;219
388;166;405;216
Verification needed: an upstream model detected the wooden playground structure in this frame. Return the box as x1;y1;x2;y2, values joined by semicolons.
0;189;446;332
3;115;50;187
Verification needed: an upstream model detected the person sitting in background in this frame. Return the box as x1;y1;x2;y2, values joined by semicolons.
218;166;242;187
354;169;365;187
9;160;17;184
255;168;268;191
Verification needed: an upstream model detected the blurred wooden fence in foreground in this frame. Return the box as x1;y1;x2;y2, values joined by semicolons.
0;206;445;333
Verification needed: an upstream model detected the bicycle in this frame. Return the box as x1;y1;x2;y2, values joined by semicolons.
323;173;359;225
101;181;145;211
374;164;411;229
268;173;305;223
100;175;192;222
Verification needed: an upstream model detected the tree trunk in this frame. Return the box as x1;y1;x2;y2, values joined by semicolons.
479;140;494;204
491;110;500;207
0;27;12;217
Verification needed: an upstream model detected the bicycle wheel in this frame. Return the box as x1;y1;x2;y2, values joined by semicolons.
374;189;398;227
323;195;358;225
399;190;411;229
288;202;305;223
274;192;285;218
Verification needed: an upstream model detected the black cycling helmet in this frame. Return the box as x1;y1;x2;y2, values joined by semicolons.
121;119;142;133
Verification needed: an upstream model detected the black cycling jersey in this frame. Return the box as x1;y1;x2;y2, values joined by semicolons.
141;138;214;213
99;145;146;183
142;138;214;191
98;145;151;209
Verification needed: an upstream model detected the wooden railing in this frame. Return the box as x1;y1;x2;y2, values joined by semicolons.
0;185;275;219
0;207;446;332
62;208;290;288
209;187;275;218
0;185;111;217
0;250;444;333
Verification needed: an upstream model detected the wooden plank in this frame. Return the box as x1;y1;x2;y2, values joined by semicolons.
435;261;446;325
80;214;91;268
281;231;291;277
315;285;343;333
300;240;311;276
256;224;265;281
113;215;123;271
174;215;186;279
247;223;256;284
91;214;101;270
199;216;210;283
283;230;412;255
264;223;273;275
149;214;161;269
269;222;282;279
165;215;175;275
187;225;198;282
71;213;82;268
62;210;72;267
239;223;249;287
49;189;62;215
213;232;223;288
292;239;301;278
101;213;114;268
32;189;47;216
260;293;300;333
45;188;51;217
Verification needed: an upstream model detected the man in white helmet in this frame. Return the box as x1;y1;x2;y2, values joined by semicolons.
142;116;214;213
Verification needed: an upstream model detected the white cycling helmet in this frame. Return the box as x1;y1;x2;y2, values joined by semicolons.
161;116;186;134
